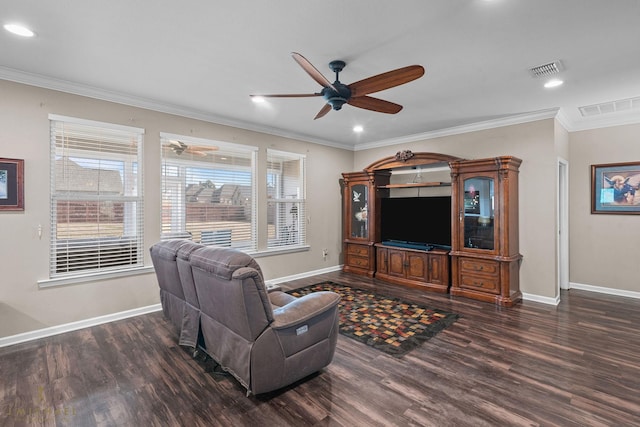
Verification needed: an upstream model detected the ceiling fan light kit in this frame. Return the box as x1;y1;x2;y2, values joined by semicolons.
251;52;425;119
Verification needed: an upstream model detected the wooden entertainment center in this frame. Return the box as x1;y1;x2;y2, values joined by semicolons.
342;151;522;307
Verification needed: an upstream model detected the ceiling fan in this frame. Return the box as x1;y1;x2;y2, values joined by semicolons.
168;140;218;157
251;52;425;119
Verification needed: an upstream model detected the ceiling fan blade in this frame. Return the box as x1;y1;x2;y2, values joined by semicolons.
349;65;425;97
347;96;403;114
189;145;218;151
250;93;321;98
185;149;208;157
169;140;217;156
314;104;332;120
291;52;338;92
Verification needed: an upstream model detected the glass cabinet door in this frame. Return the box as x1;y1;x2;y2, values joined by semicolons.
463;176;495;250
350;184;368;239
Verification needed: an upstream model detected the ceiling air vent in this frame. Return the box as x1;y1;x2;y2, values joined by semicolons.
579;96;640;117
529;60;563;78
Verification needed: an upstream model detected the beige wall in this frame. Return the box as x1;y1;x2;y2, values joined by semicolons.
0;80;352;337
568;123;640;292
354;119;560;299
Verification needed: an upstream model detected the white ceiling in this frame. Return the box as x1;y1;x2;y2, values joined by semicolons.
2;0;640;150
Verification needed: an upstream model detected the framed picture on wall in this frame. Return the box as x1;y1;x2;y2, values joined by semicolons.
0;158;24;211
591;161;640;214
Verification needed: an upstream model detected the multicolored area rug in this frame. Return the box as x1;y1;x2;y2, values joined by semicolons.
288;282;459;357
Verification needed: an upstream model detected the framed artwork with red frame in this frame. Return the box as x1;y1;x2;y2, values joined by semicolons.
0;158;24;211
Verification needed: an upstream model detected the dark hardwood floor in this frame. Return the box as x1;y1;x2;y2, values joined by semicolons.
2;271;640;426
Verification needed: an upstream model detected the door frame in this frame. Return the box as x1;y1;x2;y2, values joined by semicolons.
557;158;570;295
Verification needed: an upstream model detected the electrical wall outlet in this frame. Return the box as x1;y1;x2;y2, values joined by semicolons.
322;249;328;259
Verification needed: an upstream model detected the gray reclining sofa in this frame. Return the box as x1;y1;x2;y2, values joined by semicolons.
150;239;341;395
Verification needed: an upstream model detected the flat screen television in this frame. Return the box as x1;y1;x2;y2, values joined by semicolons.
380;196;452;249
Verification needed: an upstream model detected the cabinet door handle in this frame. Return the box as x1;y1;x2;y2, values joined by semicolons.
459;209;464;222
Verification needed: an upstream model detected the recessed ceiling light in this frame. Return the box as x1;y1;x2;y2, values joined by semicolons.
544;79;564;88
4;23;35;37
353;125;364;133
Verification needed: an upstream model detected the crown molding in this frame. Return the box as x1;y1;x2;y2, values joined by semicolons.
561;111;640;132
554;107;572;131
353;108;561;151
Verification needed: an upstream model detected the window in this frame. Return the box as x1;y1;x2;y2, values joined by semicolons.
161;134;257;251
267;149;306;249
49;115;144;277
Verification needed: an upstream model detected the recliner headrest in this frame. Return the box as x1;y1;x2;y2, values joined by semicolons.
190;246;263;281
176;241;202;260
150;239;190;260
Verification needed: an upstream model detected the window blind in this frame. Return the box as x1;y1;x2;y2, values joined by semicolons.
266;149;306;249
49;115;144;277
160;134;257;252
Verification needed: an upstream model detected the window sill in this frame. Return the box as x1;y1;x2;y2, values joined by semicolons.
38;246;309;288
38;266;155;289
252;245;310;258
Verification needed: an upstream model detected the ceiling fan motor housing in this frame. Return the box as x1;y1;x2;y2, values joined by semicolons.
322;82;351;110
324;60;350;110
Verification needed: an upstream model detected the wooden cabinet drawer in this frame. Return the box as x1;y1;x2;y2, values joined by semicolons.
459;258;498;275
345;243;373;275
458;257;499;293
347;255;370;269
347;244;369;257
459;273;499;293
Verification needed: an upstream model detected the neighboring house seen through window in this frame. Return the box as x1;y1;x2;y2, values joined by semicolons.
49;115;144;277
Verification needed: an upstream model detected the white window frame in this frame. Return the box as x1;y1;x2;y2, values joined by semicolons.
160;133;258;252
45;114;145;284
266;149;306;250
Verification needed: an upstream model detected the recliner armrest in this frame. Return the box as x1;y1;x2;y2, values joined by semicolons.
271;291;340;329
232;266;261;280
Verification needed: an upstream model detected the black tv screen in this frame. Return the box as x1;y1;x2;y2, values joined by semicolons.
380;196;452;249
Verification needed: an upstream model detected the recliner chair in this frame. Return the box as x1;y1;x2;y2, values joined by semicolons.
174;240;203;349
149;239;191;344
189;246;340;395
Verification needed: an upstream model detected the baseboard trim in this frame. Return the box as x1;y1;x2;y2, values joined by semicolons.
522;283;640;305
265;265;343;286
0;304;162;349
522;293;561;306
569;282;640;299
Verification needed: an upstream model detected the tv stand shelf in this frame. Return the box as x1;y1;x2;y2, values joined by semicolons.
375;244;450;293
378;182;451;189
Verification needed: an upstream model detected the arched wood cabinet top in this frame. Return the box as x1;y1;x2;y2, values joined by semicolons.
364;151;464;172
